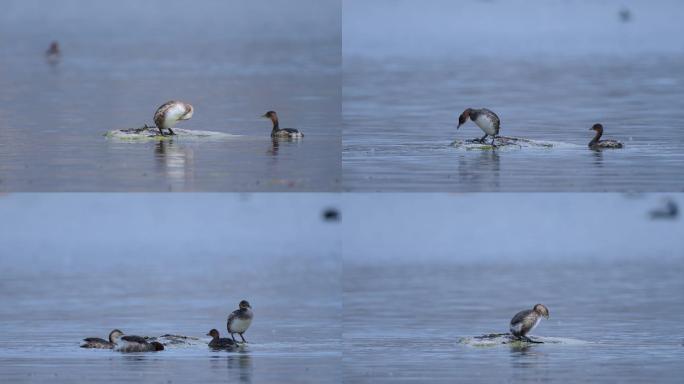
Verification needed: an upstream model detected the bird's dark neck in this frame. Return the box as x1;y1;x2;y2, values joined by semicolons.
271;119;280;132
590;130;602;145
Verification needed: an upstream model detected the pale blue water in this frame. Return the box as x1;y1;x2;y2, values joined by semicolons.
342;193;684;383
343;0;684;191
0;194;342;383
0;0;341;191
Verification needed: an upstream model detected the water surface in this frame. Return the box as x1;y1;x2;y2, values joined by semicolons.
0;0;341;191
0;194;341;383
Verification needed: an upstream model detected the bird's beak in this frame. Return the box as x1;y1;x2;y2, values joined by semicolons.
261;114;268;118
206;333;211;336
457;123;462;129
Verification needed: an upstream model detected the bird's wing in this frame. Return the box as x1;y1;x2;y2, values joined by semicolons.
153;101;177;127
227;309;240;329
121;335;147;344
82;337;107;343
482;108;501;134
510;309;532;325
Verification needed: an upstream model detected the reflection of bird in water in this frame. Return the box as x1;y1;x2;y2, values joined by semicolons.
322;208;340;222
650;198;678;220
268;138;280;156
154;140;194;189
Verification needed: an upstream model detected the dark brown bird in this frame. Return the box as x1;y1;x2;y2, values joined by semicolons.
589;123;623;149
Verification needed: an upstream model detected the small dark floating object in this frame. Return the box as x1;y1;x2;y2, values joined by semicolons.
619;8;632;22
650;199;678;220
322;208;340;222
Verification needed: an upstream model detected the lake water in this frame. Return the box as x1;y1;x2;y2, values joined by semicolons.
343;56;684;192
342;0;684;192
341;193;684;383
0;194;342;383
0;0;341;192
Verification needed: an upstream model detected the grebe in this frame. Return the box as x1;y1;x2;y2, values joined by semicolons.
510;304;549;342
153;101;194;136
589;123;623;149
81;329;123;349
46;41;60;58
111;332;164;352
227;300;253;343
207;329;238;349
262;111;303;138
457;108;501;146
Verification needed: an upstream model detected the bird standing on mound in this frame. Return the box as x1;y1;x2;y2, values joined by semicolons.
509;304;549;342
457;108;501;146
588;123;623;149
227;300;253;343
153;101;194;136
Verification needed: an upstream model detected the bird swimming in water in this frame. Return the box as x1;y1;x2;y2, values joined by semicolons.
262;111;303;138
80;329;123;349
153;101;194;136
457;108;501;146
509;304;549;342
589;123;623;149
206;329;239;349
111;332;164;352
46;41;60;57
227;300;253;343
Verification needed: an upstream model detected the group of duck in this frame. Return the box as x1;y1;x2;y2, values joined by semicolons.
81;300;253;352
153;100;303;139
457;107;623;149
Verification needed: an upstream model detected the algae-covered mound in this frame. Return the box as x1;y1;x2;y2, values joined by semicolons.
450;136;558;150
105;125;240;141
458;333;587;347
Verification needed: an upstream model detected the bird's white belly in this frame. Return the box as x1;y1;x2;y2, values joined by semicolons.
230;318;252;333
474;115;497;135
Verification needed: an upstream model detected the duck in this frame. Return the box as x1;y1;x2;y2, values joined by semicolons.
457;108;501;146
509;304;549;342
111;332;165;352
262;111;303;138
589;123;623;149
207;329;239;349
80;329;124;349
153;101;194;136
227;300;253;343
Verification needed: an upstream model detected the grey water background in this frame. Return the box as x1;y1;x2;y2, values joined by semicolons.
0;0;341;192
0;194;341;383
343;0;684;191
342;194;684;383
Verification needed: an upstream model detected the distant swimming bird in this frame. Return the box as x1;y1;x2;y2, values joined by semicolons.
153;101;194;136
322;208;340;222
227;300;253;343
510;304;549;342
46;41;60;58
619;7;632;22
111;332;164;352
81;329;123;349
457;108;501;146
262;111;303;138
650;198;679;220
589;123;623;149
207;329;238;349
